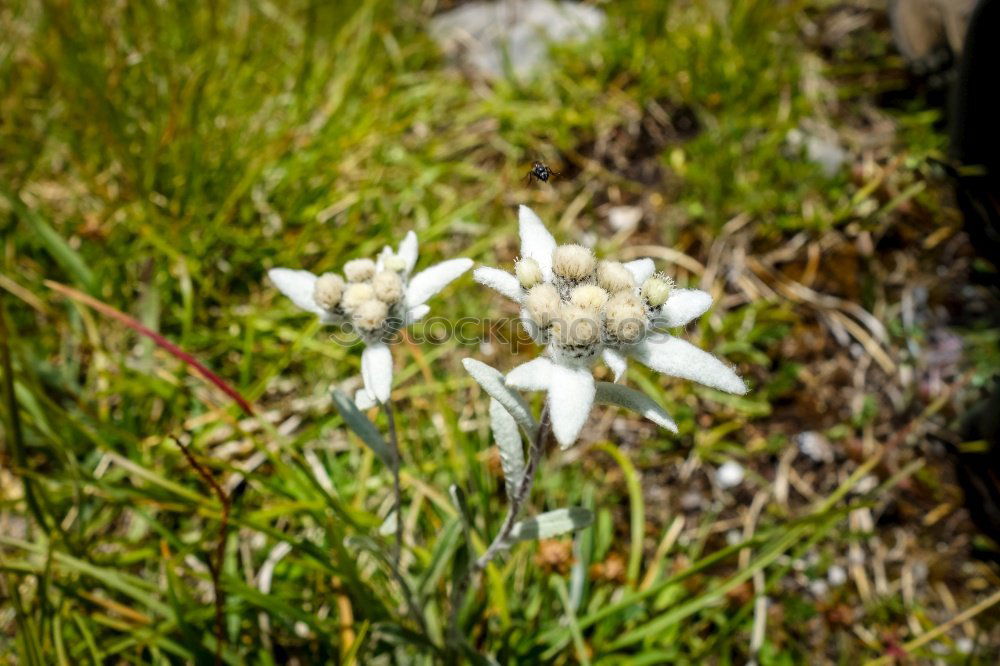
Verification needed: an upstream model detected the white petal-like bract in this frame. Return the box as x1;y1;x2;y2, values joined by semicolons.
474;266;524;302
361;343;394;403
658;288;712;328
355;388;377;410
405;304;431;324
505;357;553;391
519;205;557;281
375;245;393;271
268;268;323;315
629;335;746;394
405;258;473;307
397;230;419;275
602;348;628;382
624;258;655;285
546;364;596;449
595;382;678;432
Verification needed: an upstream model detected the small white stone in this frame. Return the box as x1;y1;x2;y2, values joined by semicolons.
716;461;744;489
796;431;833;463
808;580;829;597
827;564;847;586
854;475;878;494
955;637;973;654
607;205;642;231
680;491;703;511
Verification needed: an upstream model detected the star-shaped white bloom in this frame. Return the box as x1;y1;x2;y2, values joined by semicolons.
474;205;746;448
269;231;472;406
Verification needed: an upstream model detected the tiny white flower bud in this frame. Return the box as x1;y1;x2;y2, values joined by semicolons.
352;299;388;332
342;283;375;314
313;273;345;310
514;257;543;289
569;284;609;311
524;283;560;328
372;271;404;304
604;291;647;344
383;255;407;272
641;274;673;307
552;305;601;347
343;258;376;283
597;260;636;293
716;461;744;489
552;244;596;281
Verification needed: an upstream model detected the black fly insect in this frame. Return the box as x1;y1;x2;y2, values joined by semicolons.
525;161;560;185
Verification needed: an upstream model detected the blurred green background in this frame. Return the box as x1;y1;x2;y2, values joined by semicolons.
2;0;998;663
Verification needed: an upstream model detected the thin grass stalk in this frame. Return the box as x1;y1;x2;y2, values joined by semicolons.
0;301;50;533
173;438;231;666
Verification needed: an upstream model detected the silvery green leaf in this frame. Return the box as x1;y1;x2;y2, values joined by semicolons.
489;398;525;498
462;358;537;437
594;382;678;432
330;389;393;467
505;508;594;544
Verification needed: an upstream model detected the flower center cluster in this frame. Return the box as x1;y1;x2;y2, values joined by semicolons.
313;256;407;341
518;245;673;365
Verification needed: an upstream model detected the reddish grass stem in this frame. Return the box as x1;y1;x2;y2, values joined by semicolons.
173;437;231;666
44;280;255;416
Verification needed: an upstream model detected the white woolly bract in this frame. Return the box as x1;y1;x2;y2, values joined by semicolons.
628;335;746;394
361;343;393;403
474;266;523;302
546;364;595;449
406;258;474;307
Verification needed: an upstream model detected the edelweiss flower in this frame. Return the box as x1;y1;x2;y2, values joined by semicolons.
474;206;746;448
269;232;472;406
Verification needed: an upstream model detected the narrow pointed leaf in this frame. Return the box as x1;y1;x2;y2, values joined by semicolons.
462;358;537;437
505;508;594;544
490;397;525;498
330;389;393;467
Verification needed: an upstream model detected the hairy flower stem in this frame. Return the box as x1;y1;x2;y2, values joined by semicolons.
383;401;403;570
475;408;550;570
449;408;551;641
